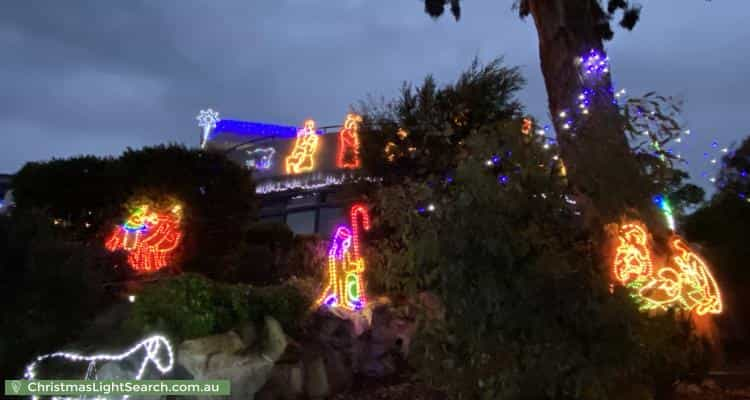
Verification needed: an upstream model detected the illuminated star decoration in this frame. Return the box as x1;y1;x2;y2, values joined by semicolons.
337;113;363;169
105;204;183;273
196;109;220;149
285;119;320;174
24;335;174;400
245;147;276;170
612;222;722;315
316;204;371;311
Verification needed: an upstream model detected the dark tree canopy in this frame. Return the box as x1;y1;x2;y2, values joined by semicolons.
357;57;526;184
424;0;641;40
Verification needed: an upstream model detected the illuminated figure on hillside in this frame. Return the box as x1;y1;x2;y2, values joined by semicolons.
285;119;319;174
105;204;183;273
316;204;371;311
613;222;722;315
337;113;363;169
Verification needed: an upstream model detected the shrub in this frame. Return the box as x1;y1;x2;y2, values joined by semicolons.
127;274;311;341
219;222;326;286
127;274;249;341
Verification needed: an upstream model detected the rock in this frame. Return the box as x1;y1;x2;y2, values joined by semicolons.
304;356;329;399
179;331;245;374
176;317;288;400
257;361;305;400
261;316;288;361
323;347;353;393
239;321;258;347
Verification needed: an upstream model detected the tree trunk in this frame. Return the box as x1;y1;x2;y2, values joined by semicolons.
527;0;653;225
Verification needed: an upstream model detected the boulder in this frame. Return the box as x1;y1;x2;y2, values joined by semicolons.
304;356;329;399
176;317;287;400
256;360;305;400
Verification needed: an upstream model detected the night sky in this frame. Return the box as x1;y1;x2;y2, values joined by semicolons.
1;1;747;191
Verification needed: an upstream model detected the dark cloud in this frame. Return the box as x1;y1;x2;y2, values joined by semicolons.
1;0;748;191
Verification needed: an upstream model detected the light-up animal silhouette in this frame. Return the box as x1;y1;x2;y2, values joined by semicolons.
613;222;722;315
245;147;276;170
24;335;174;400
105;204;183;273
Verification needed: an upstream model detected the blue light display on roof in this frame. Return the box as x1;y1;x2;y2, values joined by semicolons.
211;120;324;139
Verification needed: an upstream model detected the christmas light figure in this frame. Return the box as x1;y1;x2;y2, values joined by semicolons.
105;204;183;273
285;119;320;174
521;117;532;135
613;223;653;284
24;335;173;400
245;147;276;170
612;222;722;315
337;113;363;169
196;109;220;149
316;204;371;311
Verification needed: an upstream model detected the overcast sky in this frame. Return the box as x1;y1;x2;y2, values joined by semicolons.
1;1;748;189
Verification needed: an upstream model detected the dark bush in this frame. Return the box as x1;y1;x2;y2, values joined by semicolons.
0;211;125;378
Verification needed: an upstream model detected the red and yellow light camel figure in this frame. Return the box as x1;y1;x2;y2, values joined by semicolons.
336;113;363;169
105;204;183;273
316;204;371;311
613;222;722;316
285;119;319;174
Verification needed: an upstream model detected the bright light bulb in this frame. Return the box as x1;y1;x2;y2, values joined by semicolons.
559;111;567;118
427;204;436;212
128;295;136;303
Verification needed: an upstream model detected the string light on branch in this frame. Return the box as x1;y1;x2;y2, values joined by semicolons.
285;119;320;174
577;49;610;78
24;335;174;400
316;204;371;311
612;222;722;315
653;195;676;231
105;204;183;273
337;113;363;169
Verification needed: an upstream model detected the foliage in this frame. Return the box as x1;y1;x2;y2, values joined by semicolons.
423;0;641;38
11;145;258;274
0;210;126;378
127;274;311;341
683;136;750;346
247;283;312;335
219;221;326;285
368;130;707;399
356;57;525;185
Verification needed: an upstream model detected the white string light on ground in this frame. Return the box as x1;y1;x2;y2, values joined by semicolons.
23;335;174;400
